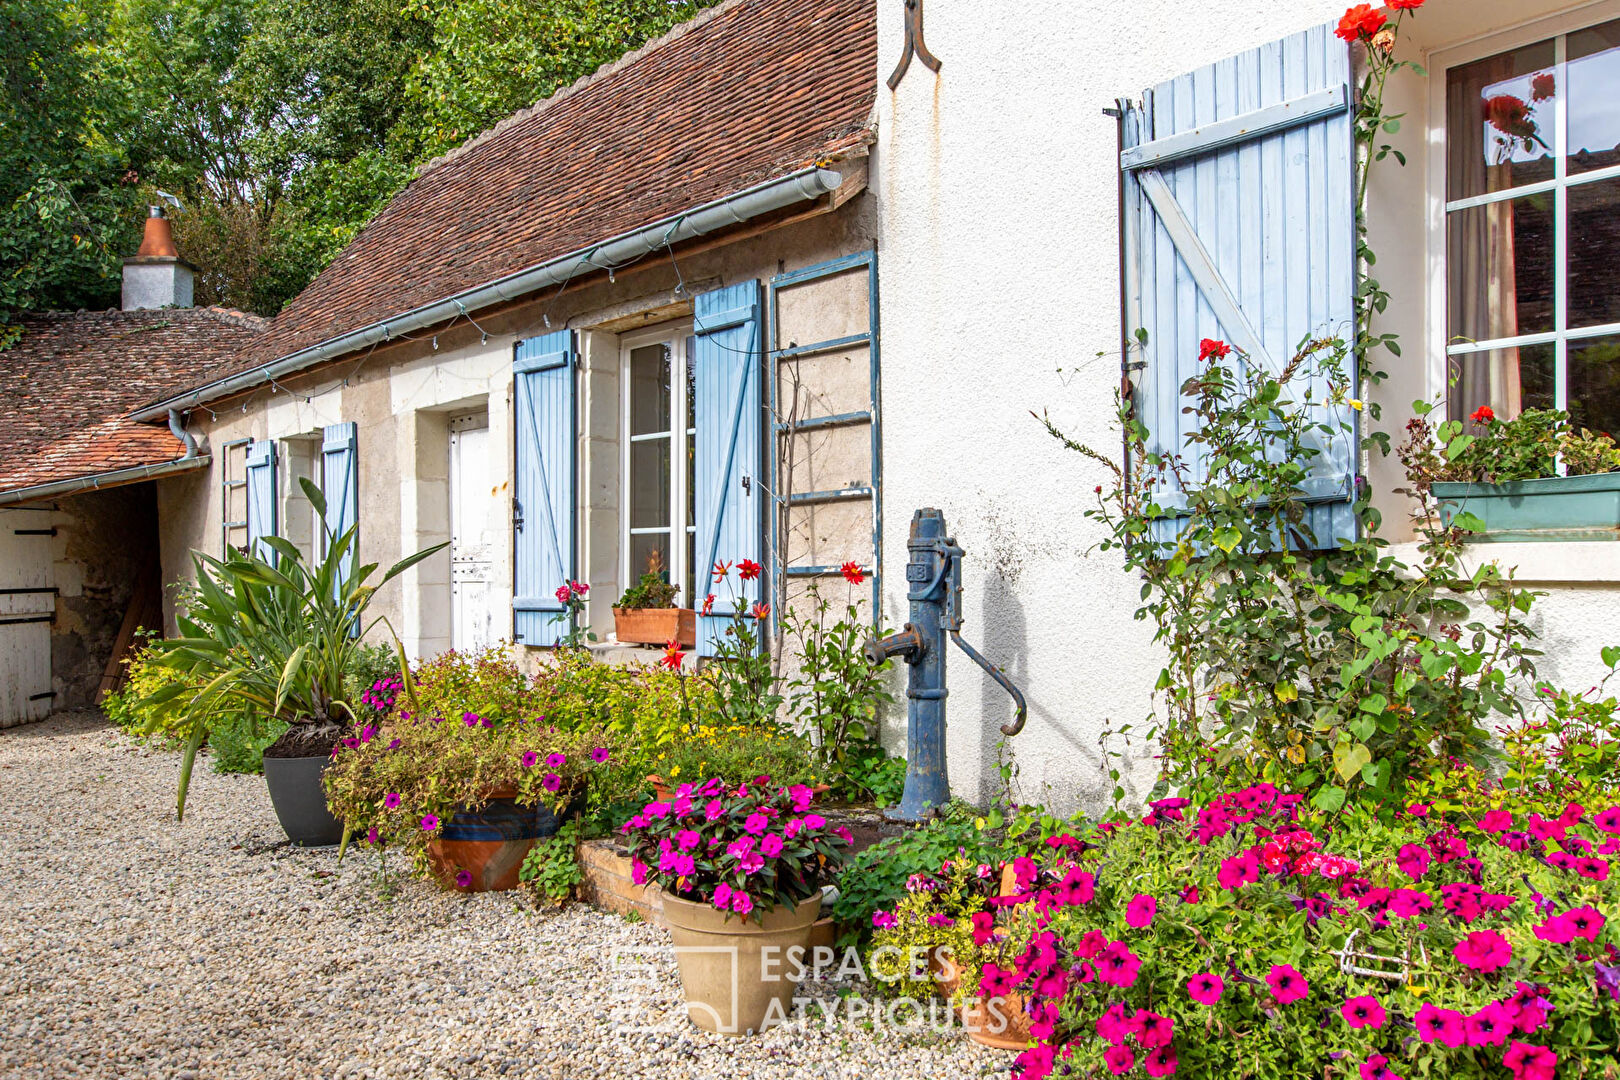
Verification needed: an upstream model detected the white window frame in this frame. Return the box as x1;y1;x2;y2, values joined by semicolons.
619;323;697;606
1426;0;1620;418
279;432;325;566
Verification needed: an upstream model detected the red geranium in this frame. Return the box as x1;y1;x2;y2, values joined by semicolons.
1471;405;1496;424
1335;3;1387;42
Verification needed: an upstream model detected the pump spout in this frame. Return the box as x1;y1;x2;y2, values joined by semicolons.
949;630;1028;736
864;624;925;667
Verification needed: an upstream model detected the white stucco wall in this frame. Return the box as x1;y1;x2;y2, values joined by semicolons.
872;0;1620;812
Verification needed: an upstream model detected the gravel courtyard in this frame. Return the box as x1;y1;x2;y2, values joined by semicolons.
0;713;1002;1080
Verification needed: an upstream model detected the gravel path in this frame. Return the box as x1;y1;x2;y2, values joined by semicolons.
0;713;1005;1080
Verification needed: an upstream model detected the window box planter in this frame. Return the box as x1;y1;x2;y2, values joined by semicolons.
612;606;696;647
1433;472;1620;542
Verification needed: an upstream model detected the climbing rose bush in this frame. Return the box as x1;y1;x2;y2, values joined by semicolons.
975;786;1618;1080
620;777;852;921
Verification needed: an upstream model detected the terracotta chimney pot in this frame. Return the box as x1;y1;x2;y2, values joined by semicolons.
137;206;181;258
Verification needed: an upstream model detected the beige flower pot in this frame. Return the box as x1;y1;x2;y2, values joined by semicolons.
659;890;823;1036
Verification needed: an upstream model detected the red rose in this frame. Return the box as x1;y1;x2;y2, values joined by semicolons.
1199;338;1232;363
1484;94;1537;140
1389;0;1424;8
1471;405;1496;425
1532;72;1556;102
1335;3;1387;42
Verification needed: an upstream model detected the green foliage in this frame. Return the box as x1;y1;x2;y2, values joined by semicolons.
0;0;142;337
139;479;441;818
639;720;823;792
400;0;716;160
103;632;193;737
206;709;287;773
615;570;678;611
519;817;584;904
782;582;895;800
409;644;531;725
866;860;994;1003
1411;407;1620;484
829;801;1000;944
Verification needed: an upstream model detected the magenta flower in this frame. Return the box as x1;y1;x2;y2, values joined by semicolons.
1397;843;1431;879
1466;1001;1514;1047
704;799;725;822
871;909;896;930
743;812;769;835
1056;867;1095;906
590;747;610;764
1360;1055;1402;1080
1455;929;1512;973
1103;1044;1135;1075
366;827;380;845
979;962;1017;999
802;812;826;829
1130;1010;1173;1048
731;891;753;916
631;858;648;885
1265;964;1308;1004
926;913;955;928
760;833;784;857
1596;806;1620;834
676;829;701;851
383;792;401;810
1503;1041;1557;1080
1342;995;1385;1029
1143;1046;1177;1078
520;751;539;769
1388;889;1433;919
1096;1002;1131;1044
1416;1003;1467;1048
545;752;566;769
1187;972;1223;1005
737;851;764;875
387;738;401;750
1217;849;1259;890
1125;893;1157;929
421;814;439;832
454;870;472;888
1480;808;1515;833
712;882;733;910
1096;941;1142;988
542;773;562;793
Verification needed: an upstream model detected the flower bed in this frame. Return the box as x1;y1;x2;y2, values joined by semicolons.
872;786;1619;1079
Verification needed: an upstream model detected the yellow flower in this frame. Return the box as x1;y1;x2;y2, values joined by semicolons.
669;765;681;778
1348;398;1364;411
974;817;986;831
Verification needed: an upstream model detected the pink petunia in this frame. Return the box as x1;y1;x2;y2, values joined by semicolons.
1416;1003;1467;1048
1126;893;1157;929
1341;995;1385;1029
1095;941;1142;988
871;909;896;930
1187;972;1223;1005
420;814;439;832
1144;1045;1177;1077
1595;806;1620;834
1480;809;1515;833
1397;843;1431;879
1455;929;1513;973
1360;1055;1403;1080
1129;1010;1174;1048
1266;964;1308;1004
1466;1001;1514;1047
1096;1002;1132;1044
1217;849;1260;890
1103;1044;1136;1075
383;792;402;809
1503;1041;1558;1080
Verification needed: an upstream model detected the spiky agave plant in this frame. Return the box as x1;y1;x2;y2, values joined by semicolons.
140;478;445;820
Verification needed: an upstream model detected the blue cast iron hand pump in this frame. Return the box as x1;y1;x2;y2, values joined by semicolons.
865;508;1028;822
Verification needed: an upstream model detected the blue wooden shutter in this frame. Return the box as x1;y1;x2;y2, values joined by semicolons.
694;281;764;657
244;439;277;561
512;330;576;647
321;421;359;588
1120;24;1358;549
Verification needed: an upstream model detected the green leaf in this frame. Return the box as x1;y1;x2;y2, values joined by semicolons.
1451;511;1485;533
1358;692;1388;715
1312;786;1347;813
1212;527;1242;554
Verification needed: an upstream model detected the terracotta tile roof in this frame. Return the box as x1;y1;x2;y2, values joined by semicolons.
205;0;876;386
0;308;267;496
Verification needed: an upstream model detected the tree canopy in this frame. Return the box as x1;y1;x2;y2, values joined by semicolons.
1;0;716;342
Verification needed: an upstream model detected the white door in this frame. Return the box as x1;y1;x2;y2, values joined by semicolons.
449;413;499;653
0;508;56;727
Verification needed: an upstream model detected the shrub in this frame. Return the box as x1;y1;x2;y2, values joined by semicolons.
615;570;679;610
409;644;532;726
940;784;1619;1080
322;709;619;876
519;818;585;904
103;633;194;739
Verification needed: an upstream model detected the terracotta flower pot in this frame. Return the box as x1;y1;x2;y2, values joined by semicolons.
660;890;822;1036
426;796;562;892
613;607;696;647
932;949;1035;1050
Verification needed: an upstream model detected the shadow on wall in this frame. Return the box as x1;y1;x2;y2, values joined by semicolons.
974;573;1115;812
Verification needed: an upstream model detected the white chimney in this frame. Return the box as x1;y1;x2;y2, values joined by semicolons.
122;206;194;310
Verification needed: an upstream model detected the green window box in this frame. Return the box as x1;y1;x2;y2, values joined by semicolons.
1433;473;1620;543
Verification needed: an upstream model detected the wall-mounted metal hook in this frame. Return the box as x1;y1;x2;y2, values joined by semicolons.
887;0;941;91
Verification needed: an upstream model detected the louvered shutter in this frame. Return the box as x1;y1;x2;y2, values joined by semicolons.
1121;24;1358;550
512;330;576;647
244;439;278;562
321;421;359;590
693;282;764;657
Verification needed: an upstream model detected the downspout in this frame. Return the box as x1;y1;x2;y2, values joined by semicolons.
168;409;198;458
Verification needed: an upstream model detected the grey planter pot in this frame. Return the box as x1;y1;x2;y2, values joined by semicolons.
1433;472;1620;543
262;755;345;847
